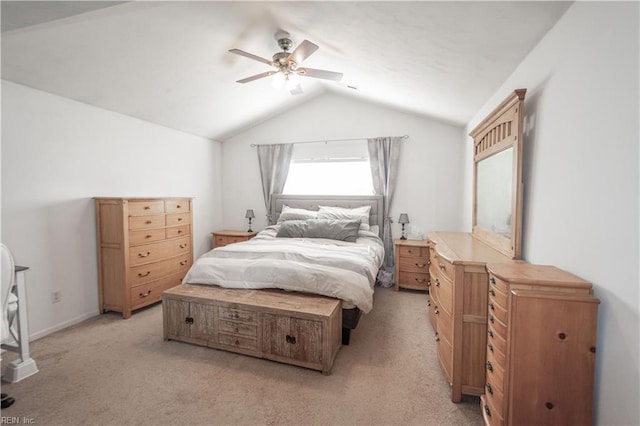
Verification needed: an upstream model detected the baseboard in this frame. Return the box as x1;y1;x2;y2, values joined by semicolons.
29;310;100;342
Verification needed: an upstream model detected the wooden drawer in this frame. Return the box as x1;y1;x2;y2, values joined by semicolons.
428;295;437;330
487;324;507;356
489;284;509;310
435;273;453;315
398;256;430;273
219;320;258;338
129;214;165;230
397;271;429;289
166;224;190;239
489;274;509;294
398;245;428;258
129;236;191;267
436;304;453;345
130;271;184;309
129;228;166;245
489;313;507;340
485;379;504;417
165;199;191;213
489;297;508;324
215;235;247;247
166;212;190;227
128;200;164;216
218;333;258;351
485;348;505;393
129;255;191;286
481;394;504;426
438;333;453;384
434;255;455;282
218;306;257;323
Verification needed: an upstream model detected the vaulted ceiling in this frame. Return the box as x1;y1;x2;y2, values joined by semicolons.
1;1;572;141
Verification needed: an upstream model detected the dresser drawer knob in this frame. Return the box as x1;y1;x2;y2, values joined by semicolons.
490;277;496;284
435;278;440;287
145;220;152;225
489;315;495;324
486;383;493;394
178;230;183;234
484;405;491;417
178;217;183;221
138;271;151;278
438;263;446;270
139;290;151;298
545;402;554;410
434;336;440;342
285;335;297;344
489;289;496;296
486;361;493;372
415;278;426;283
180;244;187;249
176;205;182;209
427;260;431;265
415;263;426;268
144;206;150;210
489;303;495;311
180;261;187;266
488;343;494;352
138;251;151;258
145;234;153;239
558;332;567;340
488;330;494;338
185;316;194;325
435;309;439;315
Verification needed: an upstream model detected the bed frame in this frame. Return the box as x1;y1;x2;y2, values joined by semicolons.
271;194;384;344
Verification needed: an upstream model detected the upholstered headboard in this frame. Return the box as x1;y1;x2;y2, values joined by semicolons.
271;194;384;234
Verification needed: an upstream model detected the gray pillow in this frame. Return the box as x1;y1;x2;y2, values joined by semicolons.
276;219;361;242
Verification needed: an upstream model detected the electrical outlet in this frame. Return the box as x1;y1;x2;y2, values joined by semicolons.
52;290;61;304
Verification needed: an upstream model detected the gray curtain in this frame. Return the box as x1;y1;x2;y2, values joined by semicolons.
257;144;293;225
368;136;402;287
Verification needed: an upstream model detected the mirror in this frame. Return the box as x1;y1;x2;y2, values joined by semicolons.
470;89;526;259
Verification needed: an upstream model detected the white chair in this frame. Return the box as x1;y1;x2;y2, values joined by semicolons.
1;243;38;382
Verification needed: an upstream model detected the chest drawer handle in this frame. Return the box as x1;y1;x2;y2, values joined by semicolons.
180;244;187;249
435;278;440;287
285;335;297;344
486;361;493;372
145;234;153;239
427;259;431;265
488;343;494;352
434;336;440;342
439;263;446;270
489;289;495;296
185;317;194;325
435;309;439;315
489;303;495;311
486;383;493;394
178;230;183;234
180;261;187;266
176;205;182;209
489;315;495;324
178;217;184;222
139;290;151;298
138;251;151;258
414;278;426;283
138;271;151;278
145;220;153;225
484;405;491;417
490;277;496;284
488;330;494;338
415;263;426;268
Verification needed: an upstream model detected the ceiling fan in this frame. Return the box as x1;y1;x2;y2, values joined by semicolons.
229;31;343;94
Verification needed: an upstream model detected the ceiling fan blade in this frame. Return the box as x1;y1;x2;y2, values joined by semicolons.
296;67;343;82
288;40;319;65
236;71;277;84
229;49;273;66
290;85;303;95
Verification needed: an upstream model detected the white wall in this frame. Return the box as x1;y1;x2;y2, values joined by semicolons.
464;3;639;425
1;81;223;339
221;92;465;239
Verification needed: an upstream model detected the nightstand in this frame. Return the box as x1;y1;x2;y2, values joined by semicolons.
212;230;258;248
394;239;430;291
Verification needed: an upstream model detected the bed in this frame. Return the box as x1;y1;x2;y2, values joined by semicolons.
182;194;385;344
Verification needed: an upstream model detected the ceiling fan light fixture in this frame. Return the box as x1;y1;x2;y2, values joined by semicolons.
271;72;286;89
285;72;300;91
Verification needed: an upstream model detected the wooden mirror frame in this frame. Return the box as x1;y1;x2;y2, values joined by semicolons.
469;89;526;259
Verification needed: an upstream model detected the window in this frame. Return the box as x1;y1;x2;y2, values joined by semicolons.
282;141;374;195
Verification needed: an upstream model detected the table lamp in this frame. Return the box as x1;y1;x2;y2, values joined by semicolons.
398;213;410;240
245;209;255;232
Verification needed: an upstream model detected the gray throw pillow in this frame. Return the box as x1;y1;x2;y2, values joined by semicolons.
275;219;361;242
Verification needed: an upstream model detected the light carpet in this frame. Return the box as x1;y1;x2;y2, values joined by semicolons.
1;287;483;425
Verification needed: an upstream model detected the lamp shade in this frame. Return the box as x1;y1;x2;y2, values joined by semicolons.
398;213;410;224
245;209;255;219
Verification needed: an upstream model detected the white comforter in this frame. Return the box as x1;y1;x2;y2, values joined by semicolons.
182;226;385;313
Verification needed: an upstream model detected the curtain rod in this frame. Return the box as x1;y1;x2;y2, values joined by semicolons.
250;134;409;148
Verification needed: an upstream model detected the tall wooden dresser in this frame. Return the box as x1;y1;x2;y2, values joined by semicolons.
481;263;599;426
95;197;193;318
427;231;517;402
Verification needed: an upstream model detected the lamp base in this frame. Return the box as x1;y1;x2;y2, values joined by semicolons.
400;236;407;240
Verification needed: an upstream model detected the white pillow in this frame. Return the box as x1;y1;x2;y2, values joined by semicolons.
277;205;318;223
318;205;371;231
